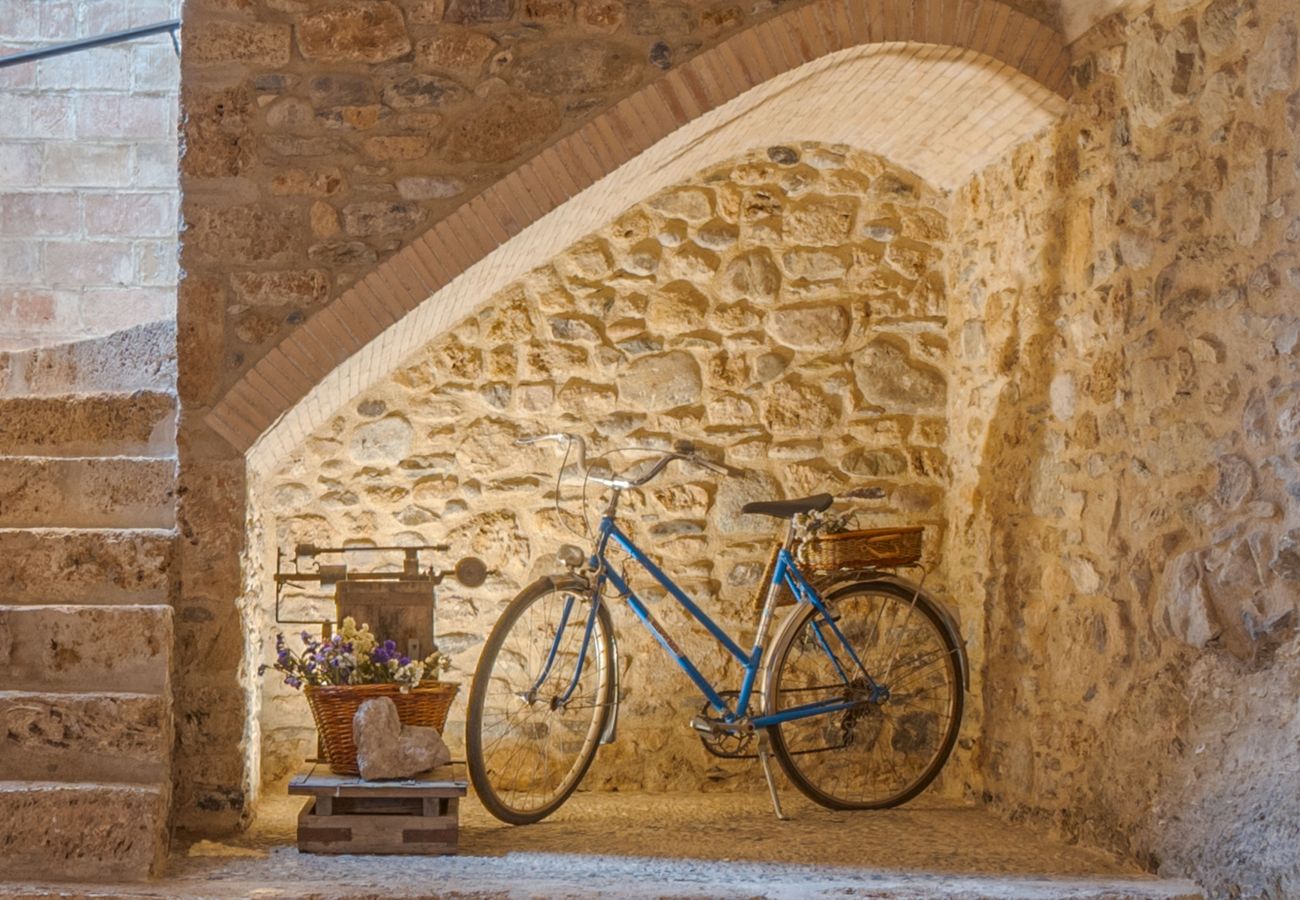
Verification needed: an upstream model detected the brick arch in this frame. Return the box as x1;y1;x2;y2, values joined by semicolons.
210;0;1072;465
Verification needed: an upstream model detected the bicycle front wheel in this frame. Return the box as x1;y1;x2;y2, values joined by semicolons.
764;579;964;809
466;575;614;824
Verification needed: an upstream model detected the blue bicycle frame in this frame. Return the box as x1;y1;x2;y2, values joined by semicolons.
535;511;885;730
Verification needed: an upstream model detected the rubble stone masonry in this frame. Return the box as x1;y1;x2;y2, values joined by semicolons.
946;1;1300;894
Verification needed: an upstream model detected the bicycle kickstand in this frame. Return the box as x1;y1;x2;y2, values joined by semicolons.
756;733;789;821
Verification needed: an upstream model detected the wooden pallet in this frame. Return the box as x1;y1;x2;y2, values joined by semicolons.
289;762;467;855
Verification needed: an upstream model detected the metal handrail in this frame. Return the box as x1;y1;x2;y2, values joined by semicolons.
0;19;180;69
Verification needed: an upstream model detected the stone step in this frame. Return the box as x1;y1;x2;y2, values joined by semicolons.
0;781;168;881
0;392;176;457
0;528;175;605
0;691;170;784
0;457;175;528
0;320;176;397
0;605;172;694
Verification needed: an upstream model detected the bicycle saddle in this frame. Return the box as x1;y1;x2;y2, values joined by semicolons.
740;493;834;519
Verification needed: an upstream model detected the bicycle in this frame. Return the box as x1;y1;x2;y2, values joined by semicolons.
465;433;968;824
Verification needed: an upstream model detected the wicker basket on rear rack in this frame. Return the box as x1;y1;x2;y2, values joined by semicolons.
752;526;925;609
799;526;925;574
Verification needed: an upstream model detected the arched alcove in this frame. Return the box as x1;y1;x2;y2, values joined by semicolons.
173;0;1075;834
246;142;973;801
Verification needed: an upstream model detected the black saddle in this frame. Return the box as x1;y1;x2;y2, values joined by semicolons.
740;493;834;519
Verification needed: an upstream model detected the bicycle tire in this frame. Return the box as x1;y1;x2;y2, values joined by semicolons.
466;575;615;825
764;579;964;809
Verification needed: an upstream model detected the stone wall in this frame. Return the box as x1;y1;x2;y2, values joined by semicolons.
174;0;1068;830
947;1;1300;896
253;143;964;795
0;0;179;350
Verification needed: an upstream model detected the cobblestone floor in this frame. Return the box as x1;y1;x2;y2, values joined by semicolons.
6;790;1202;899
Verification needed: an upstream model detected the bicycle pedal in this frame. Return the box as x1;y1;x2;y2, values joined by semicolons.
690;714;722;735
693;714;747;734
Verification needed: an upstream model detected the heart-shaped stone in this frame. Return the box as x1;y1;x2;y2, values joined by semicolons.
353;696;451;780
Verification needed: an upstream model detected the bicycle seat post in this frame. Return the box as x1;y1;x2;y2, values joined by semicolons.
753;517;799;660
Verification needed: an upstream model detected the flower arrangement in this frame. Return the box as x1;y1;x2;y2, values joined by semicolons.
261;617;449;692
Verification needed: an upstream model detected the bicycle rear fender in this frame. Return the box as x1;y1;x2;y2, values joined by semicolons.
762;574;970;695
539;572;620;745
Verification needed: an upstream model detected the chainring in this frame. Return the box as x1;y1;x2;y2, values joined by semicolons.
696;691;757;759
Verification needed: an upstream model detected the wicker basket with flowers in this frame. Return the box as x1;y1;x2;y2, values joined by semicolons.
261;617;458;776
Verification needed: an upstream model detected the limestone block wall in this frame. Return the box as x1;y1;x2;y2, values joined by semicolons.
946;0;1300;895
252;144;961;795
0;0;179;350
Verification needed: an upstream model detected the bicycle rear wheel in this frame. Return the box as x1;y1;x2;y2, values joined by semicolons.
764;579;963;809
466;575;614;824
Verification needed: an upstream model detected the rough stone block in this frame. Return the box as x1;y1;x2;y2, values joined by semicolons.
0;192;80;237
41;143;132;188
0;143;42;188
83;192;176;239
442;93;560;164
444;0;514;23
0;457;175;528
416;28;497;78
0;690;170;783
0;320;177;396
186;21;292;66
510;39;642;95
0;392;175;456
0;604;172;693
40;240;134;289
0;781;168;881
73;94;173;141
0;528;175;605
37;47;131;91
296;1;411;63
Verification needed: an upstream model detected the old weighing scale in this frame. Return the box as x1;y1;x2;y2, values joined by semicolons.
273;542;487;658
274;543;488;855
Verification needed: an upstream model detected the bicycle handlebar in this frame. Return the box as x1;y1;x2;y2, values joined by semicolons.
515;433;743;488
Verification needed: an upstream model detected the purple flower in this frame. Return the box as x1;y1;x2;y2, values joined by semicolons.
399;656;410;666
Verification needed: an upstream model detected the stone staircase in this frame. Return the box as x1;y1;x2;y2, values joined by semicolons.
0;322;178;881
